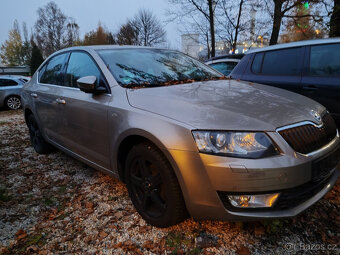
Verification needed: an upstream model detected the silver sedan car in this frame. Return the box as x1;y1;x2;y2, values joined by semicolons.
0;76;27;110
22;46;340;227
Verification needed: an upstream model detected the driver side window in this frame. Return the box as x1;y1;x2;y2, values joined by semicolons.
65;51;107;90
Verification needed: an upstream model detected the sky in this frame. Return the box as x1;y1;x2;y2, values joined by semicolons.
0;0;182;49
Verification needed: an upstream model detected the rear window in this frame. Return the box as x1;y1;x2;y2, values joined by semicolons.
251;48;302;76
310;43;340;76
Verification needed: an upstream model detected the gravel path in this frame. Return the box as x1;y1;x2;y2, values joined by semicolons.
0;110;339;255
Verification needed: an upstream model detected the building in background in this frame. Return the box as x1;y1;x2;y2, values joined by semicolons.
181;34;201;58
0;66;30;76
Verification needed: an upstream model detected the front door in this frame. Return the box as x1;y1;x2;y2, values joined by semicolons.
57;51;111;169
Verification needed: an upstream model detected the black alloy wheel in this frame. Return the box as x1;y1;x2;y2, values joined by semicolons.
125;142;187;227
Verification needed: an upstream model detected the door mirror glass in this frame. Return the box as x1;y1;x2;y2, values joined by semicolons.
77;76;97;93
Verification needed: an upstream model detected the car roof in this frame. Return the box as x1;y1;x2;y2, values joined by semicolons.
56;45;170;53
205;59;240;64
0;76;19;80
246;38;340;54
207;54;244;61
44;45;183;62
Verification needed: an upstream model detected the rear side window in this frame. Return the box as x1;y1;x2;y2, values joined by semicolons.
251;53;264;73
40;53;68;85
261;48;302;75
64;51;106;89
310;43;340;76
0;79;18;86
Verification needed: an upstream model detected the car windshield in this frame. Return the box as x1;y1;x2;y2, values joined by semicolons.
97;48;224;88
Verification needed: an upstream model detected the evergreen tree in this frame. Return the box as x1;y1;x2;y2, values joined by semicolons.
30;43;44;75
330;0;340;37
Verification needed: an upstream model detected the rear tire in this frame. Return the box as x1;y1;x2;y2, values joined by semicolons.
5;96;21;110
27;114;54;154
125;142;188;227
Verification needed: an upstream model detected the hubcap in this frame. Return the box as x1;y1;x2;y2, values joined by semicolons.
130;157;166;218
7;97;21;110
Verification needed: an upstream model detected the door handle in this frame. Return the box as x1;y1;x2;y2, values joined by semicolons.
56;98;66;104
30;93;38;98
302;85;318;91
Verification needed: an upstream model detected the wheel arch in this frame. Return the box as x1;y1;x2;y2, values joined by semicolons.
24;107;33;124
115;129;191;216
115;129;172;182
4;94;21;103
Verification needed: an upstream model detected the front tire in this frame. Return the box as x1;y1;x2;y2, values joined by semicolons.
5;96;21;110
125;142;188;227
27;114;54;154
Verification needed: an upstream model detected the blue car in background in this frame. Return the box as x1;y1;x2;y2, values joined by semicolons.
0;76;29;110
230;38;340;127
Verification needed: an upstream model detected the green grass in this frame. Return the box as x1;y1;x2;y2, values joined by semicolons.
0;187;12;202
57;185;67;194
166;232;184;248
262;219;285;233
166;232;202;254
43;197;57;207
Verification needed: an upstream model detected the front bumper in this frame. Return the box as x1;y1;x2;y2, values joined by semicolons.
168;136;340;221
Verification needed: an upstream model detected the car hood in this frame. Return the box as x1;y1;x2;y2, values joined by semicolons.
126;79;325;131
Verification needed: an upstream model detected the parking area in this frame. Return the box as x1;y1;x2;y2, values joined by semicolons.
0;109;339;254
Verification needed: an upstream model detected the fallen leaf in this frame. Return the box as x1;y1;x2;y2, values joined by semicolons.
237;245;251;255
254;226;265;236
99;231;108;239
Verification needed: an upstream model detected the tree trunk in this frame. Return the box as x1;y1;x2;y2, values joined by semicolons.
269;0;283;45
208;0;216;57
232;0;244;53
330;0;340;37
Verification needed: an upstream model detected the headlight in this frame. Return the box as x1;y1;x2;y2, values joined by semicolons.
192;131;278;158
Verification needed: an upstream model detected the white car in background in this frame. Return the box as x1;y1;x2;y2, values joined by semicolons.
0;76;30;110
205;54;244;76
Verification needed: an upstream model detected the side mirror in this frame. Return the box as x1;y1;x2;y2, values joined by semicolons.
77;76;97;93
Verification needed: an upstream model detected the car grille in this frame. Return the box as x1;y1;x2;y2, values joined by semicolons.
311;144;340;182
278;112;337;154
217;145;340;212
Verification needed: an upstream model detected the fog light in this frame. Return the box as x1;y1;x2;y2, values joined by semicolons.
228;193;280;208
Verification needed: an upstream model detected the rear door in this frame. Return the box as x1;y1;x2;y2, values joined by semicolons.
57;51;111;169
301;43;340;123
242;47;304;94
34;52;69;144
